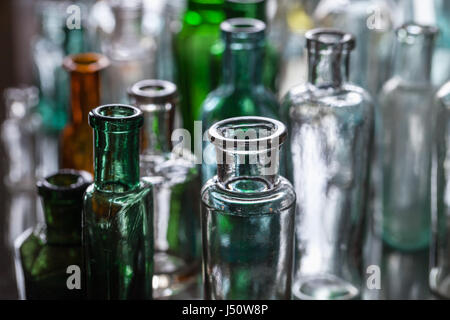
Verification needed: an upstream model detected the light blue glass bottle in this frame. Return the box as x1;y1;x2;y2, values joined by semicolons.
380;23;439;251
282;29;374;300
202;116;296;300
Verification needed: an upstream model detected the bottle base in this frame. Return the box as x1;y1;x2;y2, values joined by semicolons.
293;274;360;300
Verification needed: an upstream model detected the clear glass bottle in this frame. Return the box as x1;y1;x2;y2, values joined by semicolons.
202;116;296;300
174;0;225;136
313;0;398;97
83;104;153;300
128;79;200;298
380;23;439;251
201;18;280;184
101;0;157;103
15;169;92;300
430;81;450;299
282;29;374;300
61;52;110;175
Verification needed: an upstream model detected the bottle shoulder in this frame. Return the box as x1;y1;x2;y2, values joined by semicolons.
201;177;296;216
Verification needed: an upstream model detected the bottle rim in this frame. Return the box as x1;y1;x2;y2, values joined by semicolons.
128;79;178;105
89;104;144;131
37;169;92;198
396;22;439;43
63;52;110;74
221;17;266;35
306;28;356;52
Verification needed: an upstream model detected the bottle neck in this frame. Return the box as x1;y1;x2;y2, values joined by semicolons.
69;71;101;127
394;40;434;84
307;47;350;89
141;104;175;156
94;128;141;192
112;6;143;41
225;0;266;21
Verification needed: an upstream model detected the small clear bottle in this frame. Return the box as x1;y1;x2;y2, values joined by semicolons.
202;116;296;300
430;81;450;299
128;79;200;298
83;104;153;300
380;23;439;251
282;29;374;300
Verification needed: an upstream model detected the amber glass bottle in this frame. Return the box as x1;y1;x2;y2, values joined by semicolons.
61;53;109;174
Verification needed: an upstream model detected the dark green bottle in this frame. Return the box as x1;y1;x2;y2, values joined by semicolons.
83;104;153;300
210;0;280;92
174;0;225;135
201;18;280;183
15;169;92;300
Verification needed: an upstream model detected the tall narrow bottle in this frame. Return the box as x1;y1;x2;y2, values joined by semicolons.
431;81;450;299
202;116;296;300
282;29;374;300
201;18;280;184
128;80;200;298
61;52;109;175
174;0;225;135
380;23;438;251
15;169;92;300
83;104;153;300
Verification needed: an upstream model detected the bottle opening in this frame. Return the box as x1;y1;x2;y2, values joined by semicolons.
396;22;439;44
221;17;265;35
128;79;178;105
306;28;355;52
37;169;92;198
63;52;110;73
89;104;144;131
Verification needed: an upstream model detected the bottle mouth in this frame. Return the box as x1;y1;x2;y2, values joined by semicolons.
63;53;110;74
221;18;266;46
37;169;92;199
396;22;439;44
306;28;355;53
89;104;144;131
209;116;287;154
128;79;178;105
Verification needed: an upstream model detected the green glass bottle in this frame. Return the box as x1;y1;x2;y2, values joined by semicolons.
174;0;225;135
201;18;280;184
210;0;280;92
83;104;153;300
15;169;92;300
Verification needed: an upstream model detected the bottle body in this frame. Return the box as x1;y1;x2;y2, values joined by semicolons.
430;82;450;299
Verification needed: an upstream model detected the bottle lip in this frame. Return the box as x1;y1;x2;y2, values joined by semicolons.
396;22;439;43
306;28;356;52
209;116;287;152
221;17;266;36
128;79;178;105
63;52;110;74
89;104;144;131
37;169;92;198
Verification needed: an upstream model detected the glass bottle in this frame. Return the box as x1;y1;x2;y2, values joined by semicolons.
15;169;92;300
431;81;450;299
61;52;109;175
282;29;374;300
128;79;200;298
202;116;296;300
2;87;40;247
101;0;157;104
380;23;439;251
201;18;280;184
174;0;225;136
83;104;153;300
313;0;398;97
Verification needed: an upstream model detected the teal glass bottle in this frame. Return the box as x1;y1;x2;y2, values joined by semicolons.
128;80;201;298
83;104;153;300
15;169;92;300
201;116;296;300
174;0;225;135
209;0;280;92
380;23;439;251
201;18;280;184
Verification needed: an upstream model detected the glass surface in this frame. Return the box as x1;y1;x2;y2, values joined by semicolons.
380;23;438;251
282;29;374;300
201;18;280;184
174;0;225;135
202;117;296;300
101;1;157;103
128;80;201;298
83;104;153;300
431;81;450;299
15;170;92;300
61;52;109;175
314;0;398;97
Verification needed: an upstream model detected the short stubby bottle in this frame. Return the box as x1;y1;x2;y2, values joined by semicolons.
201;18;280;184
430;81;450;299
380;23;439;251
201;116;296;300
83;104;153;300
15;169;92;300
282;29;374;300
128;80;201;298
